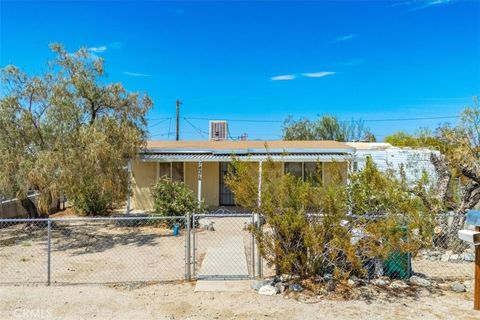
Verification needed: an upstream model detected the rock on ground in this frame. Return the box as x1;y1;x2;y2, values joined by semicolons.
409;275;431;287
390;280;409;289
251;280;273;291
258;285;279;296
372;279;388;287
450;282;466;293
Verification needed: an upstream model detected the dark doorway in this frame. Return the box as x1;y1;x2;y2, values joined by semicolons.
219;162;235;206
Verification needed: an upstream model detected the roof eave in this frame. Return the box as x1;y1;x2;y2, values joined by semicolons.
140;147;355;155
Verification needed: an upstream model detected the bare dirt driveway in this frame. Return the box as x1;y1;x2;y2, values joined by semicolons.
0;282;477;320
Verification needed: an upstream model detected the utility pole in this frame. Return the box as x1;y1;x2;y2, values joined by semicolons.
176;99;182;141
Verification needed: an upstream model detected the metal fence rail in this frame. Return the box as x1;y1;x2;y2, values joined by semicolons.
0;212;475;286
412;213;475;280
0;216;187;285
260;212;475;281
192;213;259;280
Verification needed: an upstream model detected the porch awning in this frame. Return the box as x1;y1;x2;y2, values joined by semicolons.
138;153;353;162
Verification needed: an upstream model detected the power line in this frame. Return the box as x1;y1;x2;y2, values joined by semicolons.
360;115;458;122
183;117;208;139
167;117;172;138
146;117;171;121
185;117;283;123
148;117;172;129
150;131;175;138
183;115;459;124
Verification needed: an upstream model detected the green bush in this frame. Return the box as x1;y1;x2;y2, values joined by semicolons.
71;181;112;216
151;177;205;217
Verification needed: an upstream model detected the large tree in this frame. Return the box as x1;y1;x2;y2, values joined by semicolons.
0;44;152;217
282;115;376;142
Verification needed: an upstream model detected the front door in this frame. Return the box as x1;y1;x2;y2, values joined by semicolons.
219;162;235;206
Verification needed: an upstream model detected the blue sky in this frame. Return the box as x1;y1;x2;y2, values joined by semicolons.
1;0;479;141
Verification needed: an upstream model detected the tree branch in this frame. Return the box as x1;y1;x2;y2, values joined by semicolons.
461;165;480;184
430;153;451;202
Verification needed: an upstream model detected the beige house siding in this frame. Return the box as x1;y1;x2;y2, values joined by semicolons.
131;160;349;211
132;160;157;211
132;161;222;211
184;162;198;200
184;162;219;207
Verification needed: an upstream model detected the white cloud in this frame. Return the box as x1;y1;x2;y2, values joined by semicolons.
332;34;357;43
301;71;336;78
414;0;452;10
271;74;296;81
393;0;455;11
89;46;107;53
124;72;150;77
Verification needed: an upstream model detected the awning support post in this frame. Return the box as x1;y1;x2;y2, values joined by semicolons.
126;159;132;214
197;162;203;208
256;161;263;278
257;161;262;208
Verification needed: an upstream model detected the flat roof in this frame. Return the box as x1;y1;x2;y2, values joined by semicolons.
144;140;354;154
346;142;393;150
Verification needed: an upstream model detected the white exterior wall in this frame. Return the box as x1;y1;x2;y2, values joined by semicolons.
354;147;439;184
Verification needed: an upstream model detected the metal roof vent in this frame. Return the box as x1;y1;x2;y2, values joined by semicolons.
209;120;228;141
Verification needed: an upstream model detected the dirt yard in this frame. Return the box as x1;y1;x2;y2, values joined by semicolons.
0;281;477;320
1;216;477;319
0;220;187;284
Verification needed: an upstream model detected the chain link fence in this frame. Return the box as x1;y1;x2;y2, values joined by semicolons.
0;219;49;284
0;212;475;286
192;213;256;280
0;216;187;285
258;212;475;281
413;213;475;280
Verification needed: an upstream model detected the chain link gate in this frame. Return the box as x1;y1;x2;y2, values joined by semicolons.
189;213;262;280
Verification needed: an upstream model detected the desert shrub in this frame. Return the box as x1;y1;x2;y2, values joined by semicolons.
151;177;205;217
226;157;434;281
71;179;112;216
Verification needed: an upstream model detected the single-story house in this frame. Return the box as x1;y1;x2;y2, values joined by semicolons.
129;140;354;211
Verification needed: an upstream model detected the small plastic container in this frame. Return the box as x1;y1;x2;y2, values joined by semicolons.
173;223;180;236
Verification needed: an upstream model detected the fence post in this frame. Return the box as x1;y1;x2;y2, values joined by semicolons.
251;214;255;279
47;219;51;286
126;159;132;214
185;213;191;281
192;212;196;279
255;213;263;278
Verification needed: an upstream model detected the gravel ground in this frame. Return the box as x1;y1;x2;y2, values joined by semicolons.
0;282;477;320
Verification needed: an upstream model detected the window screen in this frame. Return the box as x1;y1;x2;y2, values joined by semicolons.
284;162;302;178
172;162;184;182
304;162;322;184
159;163;171;178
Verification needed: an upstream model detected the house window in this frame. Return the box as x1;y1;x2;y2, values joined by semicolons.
172;162;184;181
158;162;184;182
284;162;303;178
219;162;235;206
304;162;323;184
285;162;323;183
159;163;171;178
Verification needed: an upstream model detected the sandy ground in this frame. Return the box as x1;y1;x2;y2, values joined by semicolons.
0;217;473;285
0;221;187;284
0;282;478;320
1;216;477;319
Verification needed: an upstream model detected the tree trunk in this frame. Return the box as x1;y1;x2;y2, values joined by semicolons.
20;197;40;219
